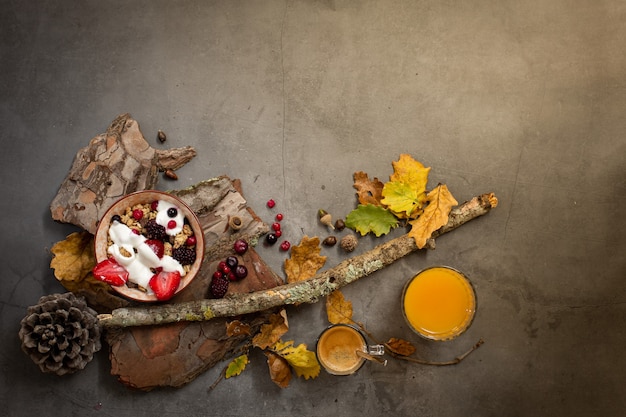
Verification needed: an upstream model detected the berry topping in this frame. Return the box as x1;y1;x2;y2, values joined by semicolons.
167;220;177;229
227;272;238;282
225;256;238;270
145;219;167;240
111;214;122;223
275;230;282;238
151;201;159;211
265;233;278;245
186;236;197;247
93;258;129;286
210;275;229;298
275;213;284;221
172;246;196;265
272;222;281;232
280;241;291;251
234;265;248;280
131;229;140;235
167;207;178;218
212;270;224;281
132;209;144;220
146;239;165;258
233;239;248;254
266;199;276;208
149;270;181;301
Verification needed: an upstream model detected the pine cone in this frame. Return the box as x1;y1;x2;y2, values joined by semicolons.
18;293;101;375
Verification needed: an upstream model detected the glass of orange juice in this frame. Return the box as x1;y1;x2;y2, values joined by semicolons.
402;266;476;341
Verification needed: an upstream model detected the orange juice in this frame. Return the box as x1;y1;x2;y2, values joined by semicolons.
402;266;476;341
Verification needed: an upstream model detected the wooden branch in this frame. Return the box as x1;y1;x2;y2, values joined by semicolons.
98;193;498;328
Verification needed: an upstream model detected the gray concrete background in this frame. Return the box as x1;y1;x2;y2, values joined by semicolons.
1;1;625;416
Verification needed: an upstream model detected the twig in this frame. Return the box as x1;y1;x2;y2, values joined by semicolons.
384;338;485;366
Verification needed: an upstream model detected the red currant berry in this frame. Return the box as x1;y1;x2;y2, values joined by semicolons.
218;261;228;272
272;222;281;232
275;230;282;238
233;239;248;254
186;236;197;246
167;220;177;229
151;201;159;211
275;213;284;221
227;272;237;282
266;199;276;208
280;241;291;251
132;209;144;220
212;270;224;280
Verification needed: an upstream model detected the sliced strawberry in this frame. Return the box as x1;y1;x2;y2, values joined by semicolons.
145;239;165;258
149;270;181;301
93;258;129;286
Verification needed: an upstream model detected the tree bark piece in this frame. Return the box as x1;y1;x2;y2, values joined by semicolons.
99;193;498;328
50;113;196;234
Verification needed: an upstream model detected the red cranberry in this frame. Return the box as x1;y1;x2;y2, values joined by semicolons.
266;199;276;208
280;241;291;251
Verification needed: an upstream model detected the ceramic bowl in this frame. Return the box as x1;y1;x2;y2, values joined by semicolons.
94;190;204;302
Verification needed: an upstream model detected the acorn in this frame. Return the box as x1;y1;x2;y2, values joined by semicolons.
318;209;335;230
157;130;167;143
334;219;346;231
322;236;337;247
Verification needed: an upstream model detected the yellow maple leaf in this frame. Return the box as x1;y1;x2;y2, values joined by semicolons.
252;309;289;349
389;153;431;188
284;236;327;284
225;354;249;378
381;181;426;219
272;340;320;380
326;290;353;324
264;351;292;388
385;338;416;357
408;184;458;249
50;231;96;282
353;171;385;206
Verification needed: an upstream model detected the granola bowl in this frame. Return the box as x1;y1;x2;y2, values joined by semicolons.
94;190;204;302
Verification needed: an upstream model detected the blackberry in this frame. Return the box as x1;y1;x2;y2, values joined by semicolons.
210;275;229;298
145;219;167;240
173;246;196;265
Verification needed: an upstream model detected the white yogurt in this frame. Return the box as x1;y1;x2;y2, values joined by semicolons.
107;221;186;290
155;200;185;236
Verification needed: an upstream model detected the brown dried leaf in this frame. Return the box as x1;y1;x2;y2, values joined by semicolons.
353;171;385;206
226;320;252;337
264;351;292;388
326;290;353;324
50;231;96;282
385;338;416;357
284;236;326;284
252;309;289;350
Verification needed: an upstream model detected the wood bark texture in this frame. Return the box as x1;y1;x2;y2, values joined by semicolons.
99;193;498;328
50;113;196;233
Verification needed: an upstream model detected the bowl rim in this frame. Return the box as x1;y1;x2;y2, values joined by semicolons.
94;190;205;302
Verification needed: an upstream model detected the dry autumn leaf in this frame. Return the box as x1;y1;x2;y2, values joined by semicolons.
50;231;96;282
380;154;431;219
225;354;249;378
284;236;326;284
385;338;416;357
353;171;385;206
408;184;458;249
389;153;431;189
326;290;353;324
272;340;320;380
252;309;289;350
264;351;292;388
226;320;252;337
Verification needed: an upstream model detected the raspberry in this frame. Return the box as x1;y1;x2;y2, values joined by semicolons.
132;209;144;220
266;199;276;208
145;219;167;240
172;246;196;265
210;275;229;298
